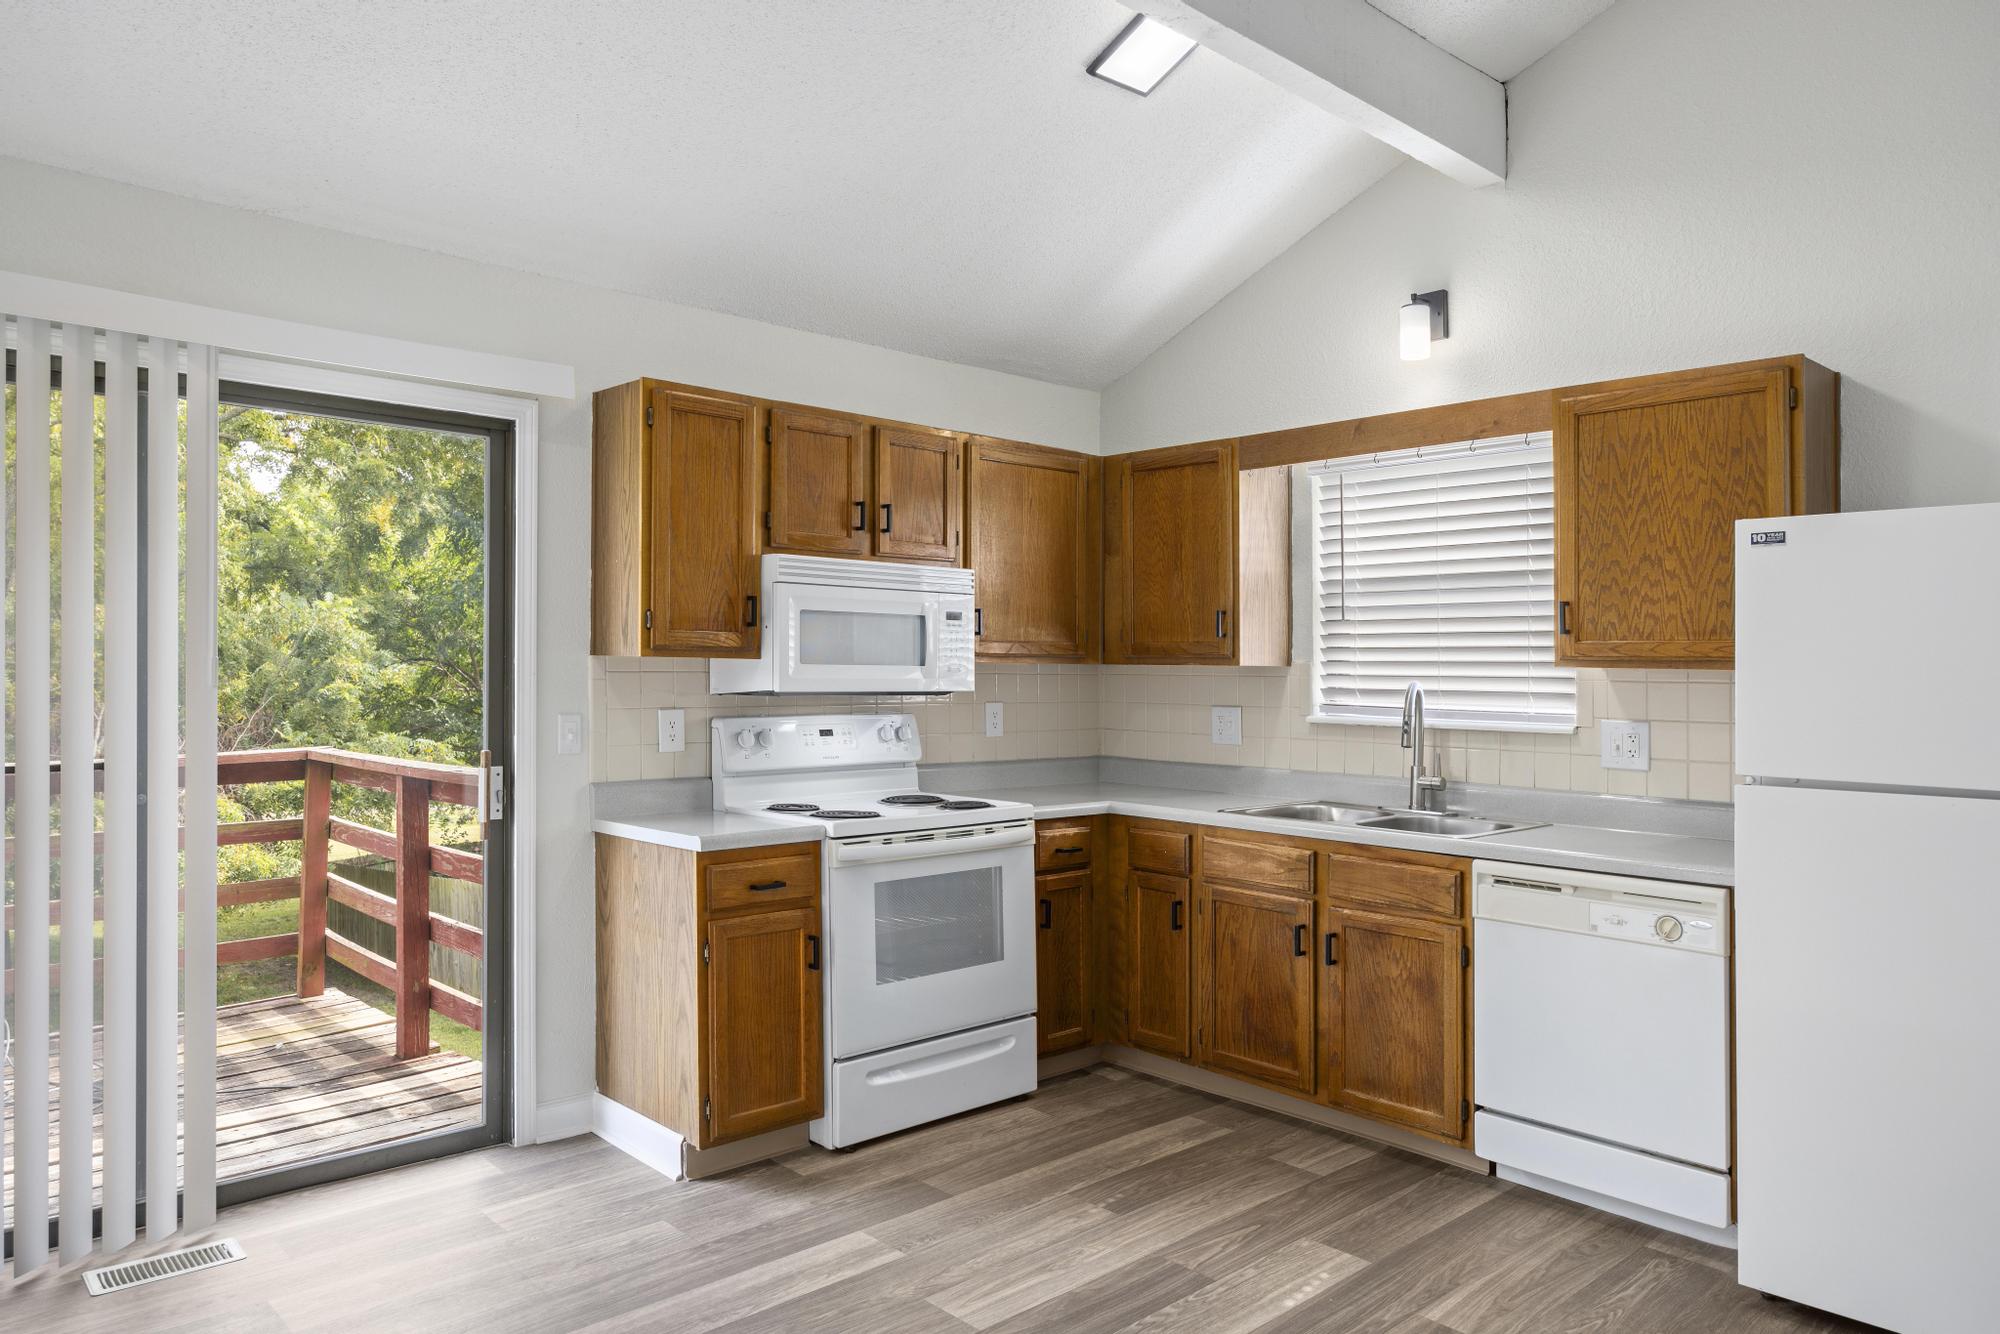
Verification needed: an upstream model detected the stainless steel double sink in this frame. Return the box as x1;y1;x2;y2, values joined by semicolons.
1221;799;1544;840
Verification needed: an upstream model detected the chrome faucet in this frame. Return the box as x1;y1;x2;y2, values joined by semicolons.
1401;682;1447;812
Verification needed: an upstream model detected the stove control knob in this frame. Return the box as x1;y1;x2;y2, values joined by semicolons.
875;722;897;742
1655;915;1684;943
894;722;915;743
735;728;770;751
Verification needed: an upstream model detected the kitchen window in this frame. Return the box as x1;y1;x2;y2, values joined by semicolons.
1308;433;1576;732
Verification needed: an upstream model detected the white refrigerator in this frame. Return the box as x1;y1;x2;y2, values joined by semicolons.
1735;502;2000;1334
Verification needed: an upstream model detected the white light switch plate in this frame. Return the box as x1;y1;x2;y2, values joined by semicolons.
1210;706;1243;746
555;712;583;756
984;702;1005;737
656;708;685;753
1601;719;1650;771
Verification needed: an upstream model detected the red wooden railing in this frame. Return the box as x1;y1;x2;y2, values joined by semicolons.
5;747;485;1060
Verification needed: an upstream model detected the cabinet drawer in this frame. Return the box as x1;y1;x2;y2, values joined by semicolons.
1322;852;1461;919
1127;826;1192;875
1201;833;1313;896
703;847;821;914
1036;823;1094;872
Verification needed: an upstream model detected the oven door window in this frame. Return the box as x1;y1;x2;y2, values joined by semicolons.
874;866;1004;984
799;609;927;668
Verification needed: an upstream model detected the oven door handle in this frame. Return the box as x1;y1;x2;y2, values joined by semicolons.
829;825;1033;865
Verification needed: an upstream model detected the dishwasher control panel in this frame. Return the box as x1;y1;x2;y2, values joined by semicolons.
1587;901;1718;950
1472;861;1729;956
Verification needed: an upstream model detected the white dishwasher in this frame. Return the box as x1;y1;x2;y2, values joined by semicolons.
1471;861;1732;1242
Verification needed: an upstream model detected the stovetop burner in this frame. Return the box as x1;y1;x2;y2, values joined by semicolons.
879;793;947;806
813;809;883;820
938;800;993;811
765;802;821;813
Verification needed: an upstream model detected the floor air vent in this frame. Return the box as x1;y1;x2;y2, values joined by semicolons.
82;1238;246;1295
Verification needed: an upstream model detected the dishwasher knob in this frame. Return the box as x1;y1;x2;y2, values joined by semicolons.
1655;915;1684;942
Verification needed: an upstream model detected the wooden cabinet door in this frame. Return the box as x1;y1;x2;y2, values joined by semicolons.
873;425;962;564
1127;871;1191;1059
704;907;823;1144
1321;908;1465;1141
966;439;1100;661
1554;365;1791;666
767;407;870;556
1106;441;1237;663
1035;868;1091;1055
646;387;760;656
1198;884;1315;1095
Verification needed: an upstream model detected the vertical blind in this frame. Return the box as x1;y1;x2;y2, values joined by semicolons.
5;314;218;1273
1310;433;1575;731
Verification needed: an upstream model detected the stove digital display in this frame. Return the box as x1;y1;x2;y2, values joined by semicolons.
817;728;834;737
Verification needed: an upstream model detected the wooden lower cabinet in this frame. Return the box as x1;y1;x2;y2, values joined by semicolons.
1320;906;1466;1141
596;836;823;1149
1127;870;1192;1059
1034;868;1092;1055
1196;883;1315;1095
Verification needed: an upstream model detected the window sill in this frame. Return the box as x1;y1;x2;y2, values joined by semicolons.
1307;711;1578;736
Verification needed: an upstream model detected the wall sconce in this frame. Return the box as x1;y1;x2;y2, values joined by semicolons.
1399;289;1449;361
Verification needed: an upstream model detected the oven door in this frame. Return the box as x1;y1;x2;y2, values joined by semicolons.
824;823;1036;1058
771;581;945;693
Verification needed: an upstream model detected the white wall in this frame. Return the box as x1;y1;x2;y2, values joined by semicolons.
0;155;1099;1127
1101;0;2000;514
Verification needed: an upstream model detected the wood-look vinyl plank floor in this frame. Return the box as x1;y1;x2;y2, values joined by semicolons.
2;1067;1875;1334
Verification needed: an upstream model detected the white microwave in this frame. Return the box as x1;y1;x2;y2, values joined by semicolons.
709;555;976;695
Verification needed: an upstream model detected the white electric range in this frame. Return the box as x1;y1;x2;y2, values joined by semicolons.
711;714;1038;1148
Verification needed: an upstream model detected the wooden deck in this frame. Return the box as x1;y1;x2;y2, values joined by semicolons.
3;988;482;1230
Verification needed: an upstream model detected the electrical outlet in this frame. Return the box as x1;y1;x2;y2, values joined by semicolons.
984;702;1005;737
1210;706;1243;746
555;712;583;756
656;708;685;753
1601;719;1650;771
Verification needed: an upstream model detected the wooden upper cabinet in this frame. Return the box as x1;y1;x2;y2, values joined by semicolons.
1321;907;1464;1141
767;407;871;557
1553;356;1839;668
873;425;962;564
1104;442;1289;666
705;904;823;1143
590;379;760;658
1198;883;1316;1096
966;438;1101;661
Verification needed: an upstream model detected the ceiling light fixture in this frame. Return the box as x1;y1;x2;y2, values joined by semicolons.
1088;14;1197;96
1400;289;1449;361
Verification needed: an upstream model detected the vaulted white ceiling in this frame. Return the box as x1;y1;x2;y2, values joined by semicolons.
0;1;1605;388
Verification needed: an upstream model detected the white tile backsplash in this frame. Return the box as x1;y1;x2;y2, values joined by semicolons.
590;658;1737;801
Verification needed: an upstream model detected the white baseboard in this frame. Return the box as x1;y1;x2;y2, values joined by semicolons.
592;1094;690;1179
533;1095;594;1143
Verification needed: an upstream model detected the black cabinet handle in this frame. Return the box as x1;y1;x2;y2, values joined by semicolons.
974;607;983;636
1558;600;1572;635
1170;900;1183;931
806;934;820;971
1293;924;1308;957
1039;898;1052;930
852;500;866;531
1324;930;1339;966
747;879;787;892
745;594;758;626
881;502;893;534
1215;609;1228;638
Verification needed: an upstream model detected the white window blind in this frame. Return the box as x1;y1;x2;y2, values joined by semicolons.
1310;433;1575;732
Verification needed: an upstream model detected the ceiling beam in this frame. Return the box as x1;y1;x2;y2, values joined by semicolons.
1137;0;1506;187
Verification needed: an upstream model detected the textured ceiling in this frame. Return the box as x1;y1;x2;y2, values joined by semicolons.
1368;0;1617;81
0;0;1405;387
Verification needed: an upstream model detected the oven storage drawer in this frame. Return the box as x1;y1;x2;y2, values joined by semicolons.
704;847;821;914
821;1015;1036;1147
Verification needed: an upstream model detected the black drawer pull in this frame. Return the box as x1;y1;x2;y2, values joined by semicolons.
1039;897;1052;930
1324;930;1339;965
806;934;820;971
747;879;787;892
1293;924;1308;957
852;500;866;530
1170;899;1183;931
881;502;893;534
1052;845;1084;855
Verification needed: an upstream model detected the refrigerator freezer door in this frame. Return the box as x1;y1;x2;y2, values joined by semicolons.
1735;503;2000;791
1736;784;2000;1332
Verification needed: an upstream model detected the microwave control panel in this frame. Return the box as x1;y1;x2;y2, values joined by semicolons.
938;607;974;685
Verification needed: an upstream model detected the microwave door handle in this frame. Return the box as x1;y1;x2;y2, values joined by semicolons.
830;826;1033;865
